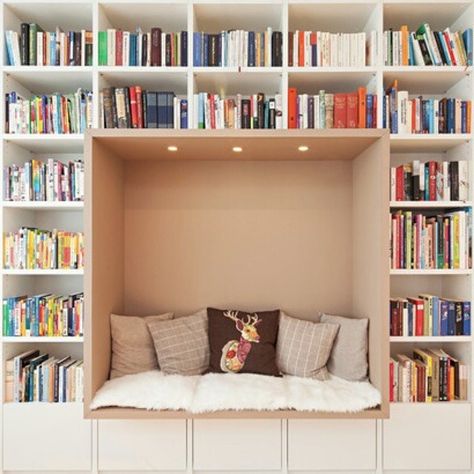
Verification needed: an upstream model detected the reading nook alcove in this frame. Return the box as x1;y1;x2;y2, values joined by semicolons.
84;129;390;419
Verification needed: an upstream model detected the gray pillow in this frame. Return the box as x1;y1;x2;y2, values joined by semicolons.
320;313;369;381
110;312;173;379
277;311;339;380
147;309;210;376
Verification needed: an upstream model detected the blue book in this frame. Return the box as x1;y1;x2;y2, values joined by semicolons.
440;300;449;336
157;92;167;128
463;301;471;335
382;95;386;128
181;31;187;66
432;296;439;336
198;92;205;128
438;31;452;66
447;301;456;335
461;101;467;133
407;302;413;336
366;94;373;128
193;32;201;66
180;99;188;129
5;32;14;65
203;34;209;66
408;34;415;65
167;92;174;128
463;28;473;66
145;91;157;128
248;31;255;67
447;98;455;133
424;164;429;200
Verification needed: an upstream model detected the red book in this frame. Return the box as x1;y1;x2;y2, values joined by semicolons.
298;31;305;66
151;27;162;66
346;92;358;128
136;86;143;128
396;165;404;200
288;87;298;128
115;30;123;66
310;32;317;66
443;31;457;65
358;86;366;128
288;32;293;67
408;297;424;336
129;86;138;128
428;161;437;200
334;93;347;128
209;94;216;129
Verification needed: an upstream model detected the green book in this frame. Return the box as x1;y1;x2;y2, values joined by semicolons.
28;23;41;66
98;31;108;66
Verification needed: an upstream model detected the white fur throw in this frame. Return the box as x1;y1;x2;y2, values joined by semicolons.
90;371;381;413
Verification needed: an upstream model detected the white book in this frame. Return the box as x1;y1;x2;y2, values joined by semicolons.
60;32;66;66
236;93;242;129
384;31;388;65
161;32;166;66
442;161;450;201
455;98;462;133
146;33;151;66
275;94;282;129
304;31;311;67
419;162;425;194
137;31;142;66
123;32;130;66
173;97;179;129
244;31;249;67
81;29;86;66
459;160;469;201
107;29;116;66
313;95;320;129
266;26;272;66
37;32;43;66
390;167;396;200
301;94;308;128
12;31;21;65
193;94;199;129
412;33;424;66
397;90;409;134
433;99;439;134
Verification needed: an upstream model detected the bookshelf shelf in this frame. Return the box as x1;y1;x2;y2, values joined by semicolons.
2;201;84;210
389;201;472;208
390;269;472;275
390;336;472;343
2;269;84;276
2;337;84;343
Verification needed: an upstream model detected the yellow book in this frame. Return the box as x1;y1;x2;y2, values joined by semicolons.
401;25;409;66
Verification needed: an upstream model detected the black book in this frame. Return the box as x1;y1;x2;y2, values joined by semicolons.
142;34;148;66
257;93;265;129
5;93;9;132
308;96;314;128
433;32;448;65
417;38;433;65
209;34;218;67
111;87;118;128
403;168;413;200
181;31;188;66
450;161;459;200
142;90;148;128
455;301;463;335
272;31;282;66
74;31;81;66
165;33;171;66
268;98;276;129
20;23;29;65
125;87;131;128
241;99;251;129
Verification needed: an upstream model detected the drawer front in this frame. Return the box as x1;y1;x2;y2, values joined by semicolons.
383;403;471;471
3;403;92;471
98;419;187;471
193;419;282;471
288;419;376;471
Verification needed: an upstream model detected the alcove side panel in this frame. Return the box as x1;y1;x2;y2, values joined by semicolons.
85;138;125;414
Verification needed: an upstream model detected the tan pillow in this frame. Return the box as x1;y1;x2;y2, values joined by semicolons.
110;312;173;379
320;313;369;381
276;311;339;380
147;309;209;376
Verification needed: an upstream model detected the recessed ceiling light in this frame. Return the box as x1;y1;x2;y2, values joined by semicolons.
232;146;243;153
298;145;309;152
167;145;178;152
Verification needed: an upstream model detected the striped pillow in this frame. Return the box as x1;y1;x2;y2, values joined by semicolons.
147;309;210;376
276;311;339;380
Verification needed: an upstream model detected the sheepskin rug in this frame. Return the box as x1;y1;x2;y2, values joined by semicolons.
90;371;381;413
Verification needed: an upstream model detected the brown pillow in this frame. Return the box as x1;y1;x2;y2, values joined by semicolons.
110;312;173;379
147;309;210;376
207;307;280;376
276;311;339;380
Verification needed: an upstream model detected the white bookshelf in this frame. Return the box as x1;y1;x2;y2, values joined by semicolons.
0;0;473;473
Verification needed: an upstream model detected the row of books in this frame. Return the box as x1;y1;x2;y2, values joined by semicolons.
288;31;376;68
6;350;83;403
100;87;187;129
3;228;84;270
5;89;93;134
390;349;468;402
390;295;470;337
3;292;84;338
5;25;93;66
390;160;469;202
193;92;282;129
99;29;187;67
4;159;84;202
384;81;472;134
391;210;471;270
288;87;376;129
193;30;282;67
384;24;472;67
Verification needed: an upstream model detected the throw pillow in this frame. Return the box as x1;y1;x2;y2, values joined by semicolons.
276;311;339;380
147;309;210;376
207;307;280;376
320;313;369;381
110;312;173;379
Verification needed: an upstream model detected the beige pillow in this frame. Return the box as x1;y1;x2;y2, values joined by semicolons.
320;313;369;381
276;311;339;380
110;312;173;379
147;309;209;376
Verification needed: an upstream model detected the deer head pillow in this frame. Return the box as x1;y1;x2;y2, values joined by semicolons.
207;307;280;376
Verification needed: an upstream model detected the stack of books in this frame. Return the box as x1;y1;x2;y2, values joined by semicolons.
391;210;472;270
288;87;376;129
98;28;187;66
390;295;470;336
100;87;187;129
193;92;282;129
3;292;84;338
5;350;83;403
384;24;472;66
288;30;377;67
193;29;282;67
5;24;93;66
384;81;471;134
3;228;84;270
390;160;469;202
390;349;468;402
5;89;93;134
3;159;84;202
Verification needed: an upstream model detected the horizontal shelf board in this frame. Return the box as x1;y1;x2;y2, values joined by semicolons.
2;269;84;276
390;269;472;275
390;401;471;405
2;336;84;343
98;66;187;74
194;67;282;73
383;66;470;94
2;201;84;210
390;336;472;342
3;134;84;153
390;134;470;152
390;201;472;208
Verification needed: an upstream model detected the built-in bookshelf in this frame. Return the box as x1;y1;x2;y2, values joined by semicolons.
1;0;473;472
